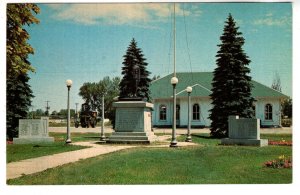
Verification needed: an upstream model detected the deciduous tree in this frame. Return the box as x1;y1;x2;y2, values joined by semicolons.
79;76;120;127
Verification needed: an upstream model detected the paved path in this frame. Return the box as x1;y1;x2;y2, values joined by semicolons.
49;126;292;134
7;137;197;180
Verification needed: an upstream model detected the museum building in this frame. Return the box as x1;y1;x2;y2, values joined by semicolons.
150;72;288;128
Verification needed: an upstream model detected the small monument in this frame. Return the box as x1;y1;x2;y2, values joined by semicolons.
108;101;157;143
221;115;268;146
13;117;54;144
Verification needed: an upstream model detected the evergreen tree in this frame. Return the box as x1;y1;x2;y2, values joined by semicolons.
119;38;151;101
209;14;254;138
6;74;34;139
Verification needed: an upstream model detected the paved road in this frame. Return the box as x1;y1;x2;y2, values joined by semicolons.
49;126;292;134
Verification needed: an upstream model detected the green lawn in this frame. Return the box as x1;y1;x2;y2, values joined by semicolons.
7;133;292;184
6;142;87;163
7;132;110;163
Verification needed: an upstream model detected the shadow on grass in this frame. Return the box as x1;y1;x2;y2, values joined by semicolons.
191;134;216;139
32;144;57;148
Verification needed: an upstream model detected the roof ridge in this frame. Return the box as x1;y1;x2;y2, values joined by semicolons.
176;71;213;74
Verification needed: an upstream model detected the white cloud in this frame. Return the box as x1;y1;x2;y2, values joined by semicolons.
47;3;201;26
253;14;291;27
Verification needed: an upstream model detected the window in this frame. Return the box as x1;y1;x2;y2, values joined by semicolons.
265;104;273;120
159;105;167;120
193;104;200;120
176;105;180;120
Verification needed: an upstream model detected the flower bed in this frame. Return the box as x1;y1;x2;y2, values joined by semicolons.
268;140;292;146
264;155;292;168
7;140;13;144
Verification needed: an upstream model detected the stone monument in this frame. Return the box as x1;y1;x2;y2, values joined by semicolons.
108;101;157;143
13;117;54;144
221;115;268;146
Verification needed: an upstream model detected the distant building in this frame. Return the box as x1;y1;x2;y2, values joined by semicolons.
150;72;288;128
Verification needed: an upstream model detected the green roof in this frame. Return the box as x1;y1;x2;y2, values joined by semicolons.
150;72;288;99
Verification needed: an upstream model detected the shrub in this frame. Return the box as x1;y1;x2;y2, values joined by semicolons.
281;118;292;127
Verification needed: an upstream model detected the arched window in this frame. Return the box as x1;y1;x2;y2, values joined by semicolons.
193;104;200;120
265;104;273;120
159;105;167;121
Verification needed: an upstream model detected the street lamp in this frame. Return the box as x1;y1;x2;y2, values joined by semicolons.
66;79;72;144
100;93;106;141
185;86;192;142
170;76;178;147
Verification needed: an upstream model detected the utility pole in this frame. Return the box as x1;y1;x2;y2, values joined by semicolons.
45;101;50;116
75;103;79;115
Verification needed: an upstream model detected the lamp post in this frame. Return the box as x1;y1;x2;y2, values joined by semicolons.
66;79;72;144
100;93;106;141
185;86;192;142
170;76;178;147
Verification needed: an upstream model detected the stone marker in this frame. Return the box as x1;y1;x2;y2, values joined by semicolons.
108;101;157;143
221;115;268;146
13;117;54;144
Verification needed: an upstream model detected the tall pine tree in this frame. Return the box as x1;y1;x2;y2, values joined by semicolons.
209;14;254;138
7;74;34;139
119;38;151;101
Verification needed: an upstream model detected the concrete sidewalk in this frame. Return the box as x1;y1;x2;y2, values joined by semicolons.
49;126;292;134
153;127;292;134
7;137;197;180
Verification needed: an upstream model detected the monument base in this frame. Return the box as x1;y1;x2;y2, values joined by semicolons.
221;138;268;147
13;137;54;144
109;101;155;144
108;132;157;144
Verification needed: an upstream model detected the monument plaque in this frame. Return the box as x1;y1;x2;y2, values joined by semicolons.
115;109;143;131
13;117;54;144
221;115;268;146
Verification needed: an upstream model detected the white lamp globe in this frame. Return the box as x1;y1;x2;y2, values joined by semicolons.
170;77;178;85
186;86;193;93
66;79;73;87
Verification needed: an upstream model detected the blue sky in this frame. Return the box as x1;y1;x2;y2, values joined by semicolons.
23;2;292;112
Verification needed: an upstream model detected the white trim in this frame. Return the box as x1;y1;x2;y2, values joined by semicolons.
151;73;171;83
175;83;212;96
